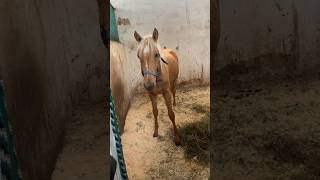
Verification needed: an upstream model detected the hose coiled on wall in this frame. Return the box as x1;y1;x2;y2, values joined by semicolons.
0;81;22;180
109;91;128;180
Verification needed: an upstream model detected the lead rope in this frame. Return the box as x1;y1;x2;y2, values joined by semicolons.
109;90;128;180
0;81;22;180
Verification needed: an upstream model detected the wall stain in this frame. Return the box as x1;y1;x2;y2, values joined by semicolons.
216;53;295;83
117;17;130;25
185;0;190;25
274;0;283;13
291;3;299;71
267;24;272;33
71;54;79;62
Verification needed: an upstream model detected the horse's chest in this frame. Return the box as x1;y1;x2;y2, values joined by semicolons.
153;84;163;94
149;82;165;95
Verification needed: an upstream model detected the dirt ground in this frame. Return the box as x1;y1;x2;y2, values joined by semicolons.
212;74;320;180
122;85;210;180
51;102;107;180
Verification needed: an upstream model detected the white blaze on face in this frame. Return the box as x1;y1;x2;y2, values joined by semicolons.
143;45;150;55
143;44;150;69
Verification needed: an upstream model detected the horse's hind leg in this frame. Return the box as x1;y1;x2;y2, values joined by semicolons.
171;80;177;106
163;90;181;145
149;94;158;137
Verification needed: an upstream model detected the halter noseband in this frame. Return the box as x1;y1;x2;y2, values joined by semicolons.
143;69;160;78
142;57;168;81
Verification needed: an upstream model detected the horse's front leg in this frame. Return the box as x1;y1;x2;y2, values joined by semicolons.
163;90;181;145
149;94;158;137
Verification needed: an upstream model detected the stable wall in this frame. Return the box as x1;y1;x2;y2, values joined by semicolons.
216;0;320;79
110;0;210;91
65;0;106;104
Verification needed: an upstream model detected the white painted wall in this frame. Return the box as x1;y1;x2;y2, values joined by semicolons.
111;0;210;91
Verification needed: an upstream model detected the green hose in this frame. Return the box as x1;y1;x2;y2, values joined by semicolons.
109;90;128;180
0;82;22;180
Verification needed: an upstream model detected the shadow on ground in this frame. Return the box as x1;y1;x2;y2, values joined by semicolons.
180;110;209;166
212;74;320;180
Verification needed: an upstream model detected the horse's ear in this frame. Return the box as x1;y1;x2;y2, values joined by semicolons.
134;31;142;42
152;28;158;41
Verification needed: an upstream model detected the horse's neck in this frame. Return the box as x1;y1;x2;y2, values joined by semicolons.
159;55;168;76
155;42;164;67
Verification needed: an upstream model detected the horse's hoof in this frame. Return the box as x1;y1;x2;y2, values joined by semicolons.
153;132;158;137
175;137;181;146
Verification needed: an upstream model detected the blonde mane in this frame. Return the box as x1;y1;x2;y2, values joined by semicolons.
137;35;163;58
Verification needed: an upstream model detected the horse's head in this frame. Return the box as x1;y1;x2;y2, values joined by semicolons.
134;28;162;91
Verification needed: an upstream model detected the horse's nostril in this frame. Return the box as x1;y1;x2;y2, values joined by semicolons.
144;82;154;91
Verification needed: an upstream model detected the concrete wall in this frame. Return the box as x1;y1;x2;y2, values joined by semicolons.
110;0;210;91
0;0;105;179
65;0;106;104
216;0;320;79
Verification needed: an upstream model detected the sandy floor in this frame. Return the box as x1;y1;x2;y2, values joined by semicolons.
51;102;107;180
122;85;210;180
213;75;320;179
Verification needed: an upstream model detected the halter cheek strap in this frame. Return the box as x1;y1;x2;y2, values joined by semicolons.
142;57;168;83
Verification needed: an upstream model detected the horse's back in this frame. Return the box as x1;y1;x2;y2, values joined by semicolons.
162;48;179;83
162;48;178;62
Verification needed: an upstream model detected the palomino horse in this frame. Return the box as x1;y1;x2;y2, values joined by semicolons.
134;28;181;145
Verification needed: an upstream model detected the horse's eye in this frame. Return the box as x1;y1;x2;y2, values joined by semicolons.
155;53;160;58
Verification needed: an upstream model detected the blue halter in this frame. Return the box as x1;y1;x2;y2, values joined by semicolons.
143;69;160;78
142;57;168;78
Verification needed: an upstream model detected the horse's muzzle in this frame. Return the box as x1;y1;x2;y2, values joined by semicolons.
144;82;154;91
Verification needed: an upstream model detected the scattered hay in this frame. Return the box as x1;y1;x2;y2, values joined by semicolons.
180;112;210;165
213;75;320;179
191;104;209;114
